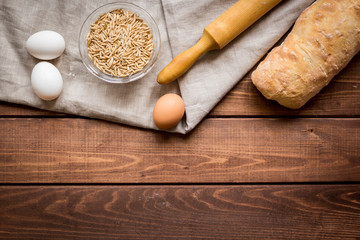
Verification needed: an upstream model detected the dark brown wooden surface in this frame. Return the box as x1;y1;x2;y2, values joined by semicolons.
0;118;359;183
0;36;359;240
1;185;359;240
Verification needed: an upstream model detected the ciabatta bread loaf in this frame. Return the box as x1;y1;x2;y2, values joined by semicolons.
251;0;360;109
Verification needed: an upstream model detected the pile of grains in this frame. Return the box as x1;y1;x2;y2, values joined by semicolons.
87;9;154;77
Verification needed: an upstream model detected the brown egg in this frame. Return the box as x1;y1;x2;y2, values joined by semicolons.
153;93;185;130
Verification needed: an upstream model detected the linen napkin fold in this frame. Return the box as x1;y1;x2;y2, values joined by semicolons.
0;0;314;134
0;0;183;131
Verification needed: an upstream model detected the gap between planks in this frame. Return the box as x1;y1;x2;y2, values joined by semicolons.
0;182;360;187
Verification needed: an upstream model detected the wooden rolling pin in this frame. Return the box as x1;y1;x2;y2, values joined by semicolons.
157;0;282;84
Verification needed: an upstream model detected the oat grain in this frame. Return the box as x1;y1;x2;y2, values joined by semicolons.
87;8;153;77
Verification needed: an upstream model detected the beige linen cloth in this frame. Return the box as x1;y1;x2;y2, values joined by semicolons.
0;0;314;134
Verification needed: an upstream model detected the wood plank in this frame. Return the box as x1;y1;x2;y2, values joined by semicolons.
0;118;359;183
211;53;360;116
0;101;66;116
0;185;359;239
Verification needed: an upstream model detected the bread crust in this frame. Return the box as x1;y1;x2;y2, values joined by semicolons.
251;0;360;109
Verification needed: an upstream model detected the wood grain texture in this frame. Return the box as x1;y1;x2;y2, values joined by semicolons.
0;118;359;183
0;101;66;116
0;185;359;239
0;8;359;240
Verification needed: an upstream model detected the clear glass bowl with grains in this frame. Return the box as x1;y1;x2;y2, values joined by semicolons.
79;2;161;83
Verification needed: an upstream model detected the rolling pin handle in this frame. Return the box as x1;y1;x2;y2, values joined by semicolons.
157;0;282;85
157;30;219;85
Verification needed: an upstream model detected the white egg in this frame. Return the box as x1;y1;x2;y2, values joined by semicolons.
26;31;65;60
31;62;63;101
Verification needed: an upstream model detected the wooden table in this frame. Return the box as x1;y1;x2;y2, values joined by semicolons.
1;51;359;239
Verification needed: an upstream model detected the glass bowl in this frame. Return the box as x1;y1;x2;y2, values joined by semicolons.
79;2;161;83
